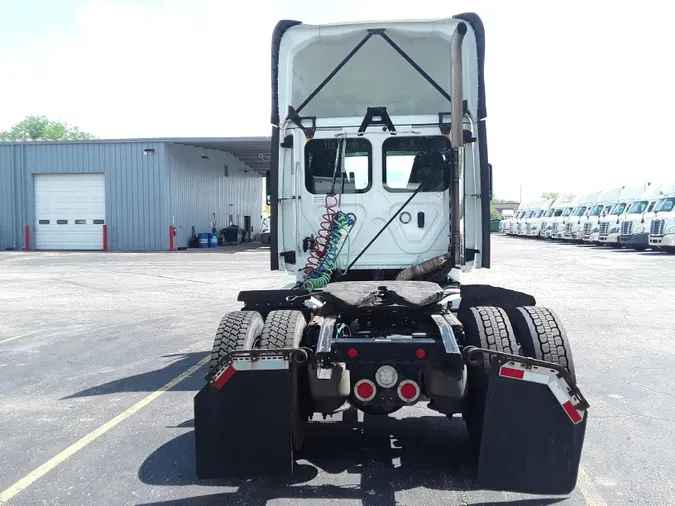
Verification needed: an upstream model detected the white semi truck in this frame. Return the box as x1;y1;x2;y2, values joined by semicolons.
498;209;514;233
581;186;623;244
507;201;530;235
540;196;572;239
617;183;667;251
518;198;546;236
598;184;649;247
647;183;675;253
551;196;581;240
562;190;601;242
193;13;589;497
525;198;553;237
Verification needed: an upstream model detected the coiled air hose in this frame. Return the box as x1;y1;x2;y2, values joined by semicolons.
302;195;356;292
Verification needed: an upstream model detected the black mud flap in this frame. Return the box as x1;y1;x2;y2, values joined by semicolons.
474;352;588;495
194;350;307;480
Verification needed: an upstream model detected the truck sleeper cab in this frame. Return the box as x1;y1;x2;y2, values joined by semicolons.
524;198;552;237
541;197;570;239
648;195;675;253
617;183;668;251
551;197;581;240
511;202;532;235
598;184;648;247
563;190;601;242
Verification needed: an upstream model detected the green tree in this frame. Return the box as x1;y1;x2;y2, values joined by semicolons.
0;115;95;141
490;208;502;220
541;192;559;200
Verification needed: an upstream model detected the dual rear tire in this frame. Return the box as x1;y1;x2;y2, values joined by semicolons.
207;308;308;451
463;305;575;447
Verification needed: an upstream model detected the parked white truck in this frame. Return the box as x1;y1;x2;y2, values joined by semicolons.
647;183;675;253
598;184;649;247
617;183;666;251
525;198;553;237
582;186;623;244
551;196;581;240
509;201;531;235
562;190;601;242
540;196;572;239
498;209;514;233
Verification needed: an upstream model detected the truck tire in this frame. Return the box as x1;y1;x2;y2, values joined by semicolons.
259;310;308;451
462;306;518;447
208;311;264;376
507;306;576;382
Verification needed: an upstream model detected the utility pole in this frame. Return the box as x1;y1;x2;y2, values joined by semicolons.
519;185;523;203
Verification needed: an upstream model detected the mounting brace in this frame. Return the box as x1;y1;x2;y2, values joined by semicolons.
287;106;316;139
358;106;396;135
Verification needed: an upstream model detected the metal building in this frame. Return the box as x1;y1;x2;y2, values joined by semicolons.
0;138;270;251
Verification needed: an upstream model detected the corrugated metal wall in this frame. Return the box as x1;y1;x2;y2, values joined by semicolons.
0;145;17;249
0;141;263;251
165;144;264;248
0;141;167;251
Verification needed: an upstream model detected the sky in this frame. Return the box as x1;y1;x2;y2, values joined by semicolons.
1;0;674;202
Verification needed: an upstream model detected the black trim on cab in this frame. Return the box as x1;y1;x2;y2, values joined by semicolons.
270;19;302;271
454;12;491;268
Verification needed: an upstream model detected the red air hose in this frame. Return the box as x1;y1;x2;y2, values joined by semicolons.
303;194;338;276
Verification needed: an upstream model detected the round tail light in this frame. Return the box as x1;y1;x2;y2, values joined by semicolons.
354;379;376;402
398;380;420;403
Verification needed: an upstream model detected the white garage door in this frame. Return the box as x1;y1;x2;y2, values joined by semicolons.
34;174;106;250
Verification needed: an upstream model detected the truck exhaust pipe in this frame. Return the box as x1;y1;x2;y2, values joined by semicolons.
395;21;467;282
450;21;467;269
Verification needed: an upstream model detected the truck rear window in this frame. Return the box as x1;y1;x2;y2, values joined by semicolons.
305;138;371;194
382;136;450;193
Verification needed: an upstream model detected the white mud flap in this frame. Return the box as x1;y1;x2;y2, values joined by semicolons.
194;349;308;479
475;354;588;495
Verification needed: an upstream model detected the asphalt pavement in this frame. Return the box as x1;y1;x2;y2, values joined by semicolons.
1;237;673;505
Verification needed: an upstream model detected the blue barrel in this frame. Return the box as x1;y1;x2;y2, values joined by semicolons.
208;233;218;248
198;233;209;248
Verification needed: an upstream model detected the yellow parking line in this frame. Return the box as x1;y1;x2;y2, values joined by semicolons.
0;331;41;345
578;466;608;506
0;355;210;504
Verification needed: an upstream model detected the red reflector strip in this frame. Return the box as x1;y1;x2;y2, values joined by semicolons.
562;400;583;424
499;366;525;380
500;362;586;425
212;365;236;389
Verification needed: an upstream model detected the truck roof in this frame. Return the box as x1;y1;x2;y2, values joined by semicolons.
579;190;602;205
618;183;650;202
595;186;623;204
654;181;675;197
274;16;481;124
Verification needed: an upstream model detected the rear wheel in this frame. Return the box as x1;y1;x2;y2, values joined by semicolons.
507;306;576;382
260;310;308;451
462;306;518;448
208;311;264;376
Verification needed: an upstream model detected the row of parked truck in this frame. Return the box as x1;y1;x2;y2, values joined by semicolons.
499;182;675;252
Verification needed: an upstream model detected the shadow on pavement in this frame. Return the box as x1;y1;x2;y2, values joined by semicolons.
136;414;568;506
61;352;209;399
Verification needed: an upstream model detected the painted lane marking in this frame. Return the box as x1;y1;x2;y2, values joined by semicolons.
0;331;41;345
578;467;609;506
0;355;209;504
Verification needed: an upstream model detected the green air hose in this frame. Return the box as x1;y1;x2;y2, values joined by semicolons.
302;211;356;292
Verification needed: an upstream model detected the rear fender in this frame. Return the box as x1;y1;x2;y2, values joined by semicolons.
194;348;309;479
465;347;588;495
